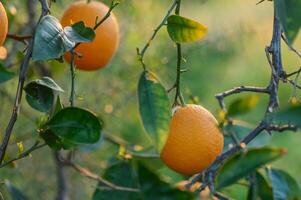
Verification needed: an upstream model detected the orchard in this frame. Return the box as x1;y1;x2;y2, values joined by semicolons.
0;0;301;199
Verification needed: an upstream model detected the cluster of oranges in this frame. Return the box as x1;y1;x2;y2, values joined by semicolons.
1;1;224;176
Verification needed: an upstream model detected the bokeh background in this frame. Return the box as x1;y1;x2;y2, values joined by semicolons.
0;0;301;199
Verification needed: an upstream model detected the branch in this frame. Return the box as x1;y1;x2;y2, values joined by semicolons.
172;0;185;107
61;160;140;193
136;0;178;70
0;0;50;164
54;152;69;200
187;10;287;193
6;34;32;45
0;141;46;168
215;86;269;110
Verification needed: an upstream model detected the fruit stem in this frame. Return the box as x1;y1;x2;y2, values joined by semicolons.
173;0;185;107
69;50;76;107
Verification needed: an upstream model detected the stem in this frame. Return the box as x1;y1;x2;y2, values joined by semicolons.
0;142;46;168
172;0;185;107
61;159;140;193
0;0;49;164
54;152;69;200
137;0;178;70
69;50;76;107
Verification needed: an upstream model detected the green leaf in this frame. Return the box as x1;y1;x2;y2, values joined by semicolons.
136;162;194;200
247;171;273;200
267;168;301;200
0;64;14;84
32;15;74;61
138;70;171;152
64;21;95;43
216;147;286;189
271;105;301;127
40;129;76;151
34;77;64;92
46;107;102;144
227;95;259;116
274;0;301;46
24;77;63;113
92;159;142;200
167;15;207;43
223;121;271;150
92;159;193;200
32;16;95;61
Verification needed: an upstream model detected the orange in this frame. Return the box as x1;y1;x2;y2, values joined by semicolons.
160;104;224;175
61;0;119;71
0;2;8;46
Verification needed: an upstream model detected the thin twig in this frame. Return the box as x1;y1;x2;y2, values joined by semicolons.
6;34;32;45
172;0;185;107
69;50;76;107
0;141;46;168
137;0;178;70
0;0;50;164
62;160;140;193
215;86;269;110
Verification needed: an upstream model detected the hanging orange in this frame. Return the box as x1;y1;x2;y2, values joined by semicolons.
160;104;224;175
61;0;119;71
0;2;8;46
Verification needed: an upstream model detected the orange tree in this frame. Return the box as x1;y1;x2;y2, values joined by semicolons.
0;0;301;199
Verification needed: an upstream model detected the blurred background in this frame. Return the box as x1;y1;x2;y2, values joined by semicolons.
0;0;301;199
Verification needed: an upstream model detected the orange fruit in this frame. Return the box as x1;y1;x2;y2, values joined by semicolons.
61;0;119;71
0;2;8;46
160;104;224;175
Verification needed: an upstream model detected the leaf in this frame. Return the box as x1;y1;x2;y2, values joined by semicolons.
138;70;171;152
223;121;271;150
92;160;193;200
32;15;74;61
216;147;286;189
40;129;76;151
274;0;301;46
46;107;102;144
267;168;301;200
167;15;207;43
247;171;273;200
24;77;63;113
227;95;259;116
64;21;95;43
136;162;194;200
0;63;14;84
32;16;95;61
92;159;142;200
24;82;54;113
34;77;64;92
271;105;301;127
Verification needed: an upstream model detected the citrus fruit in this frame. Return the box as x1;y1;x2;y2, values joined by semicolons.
0;2;8;46
61;0;119;71
160;104;224;175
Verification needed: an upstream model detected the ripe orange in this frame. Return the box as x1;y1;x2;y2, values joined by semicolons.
0;2;8;46
160;104;224;175
61;0;119;71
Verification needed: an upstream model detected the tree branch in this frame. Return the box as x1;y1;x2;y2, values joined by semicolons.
0;141;46;168
187;9;290;194
215;86;269;110
137;0;178;70
61;159;140;193
0;0;50;164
